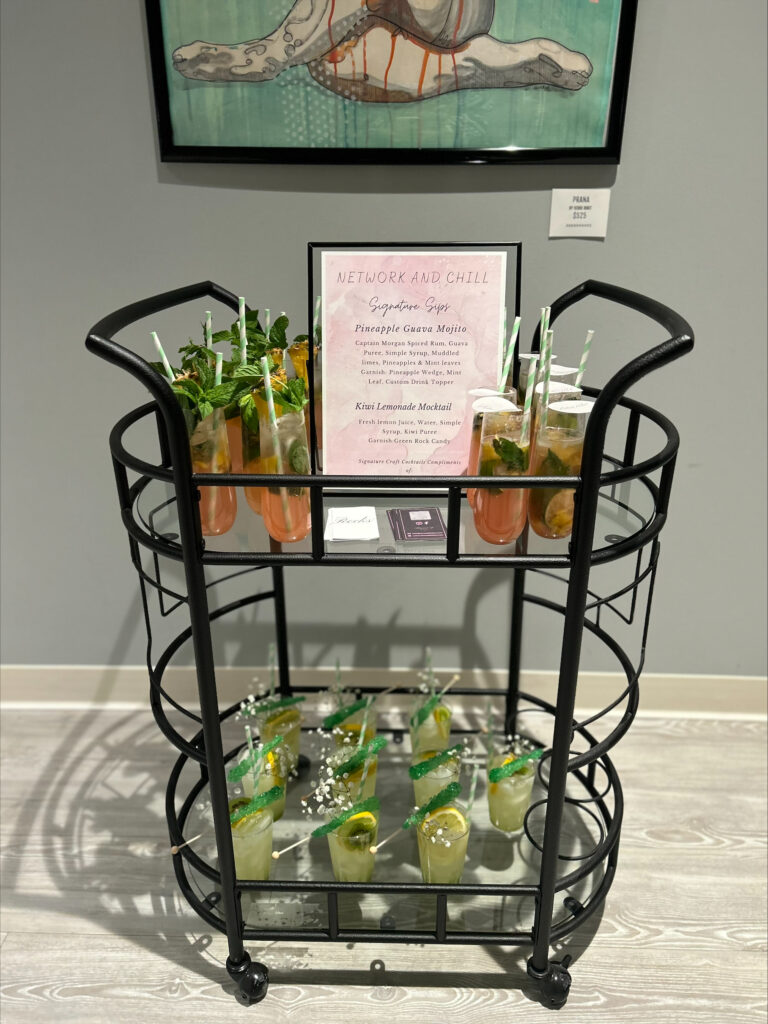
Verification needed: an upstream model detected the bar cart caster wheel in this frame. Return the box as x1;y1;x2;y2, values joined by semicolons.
227;955;269;1006
527;954;572;1009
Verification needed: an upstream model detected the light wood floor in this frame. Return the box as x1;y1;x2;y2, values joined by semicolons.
1;709;765;1023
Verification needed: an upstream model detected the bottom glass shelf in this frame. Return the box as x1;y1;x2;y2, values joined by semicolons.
173;717;613;942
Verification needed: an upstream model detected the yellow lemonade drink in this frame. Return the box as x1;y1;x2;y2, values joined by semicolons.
332;704;378;750
472;408;528;545
240;747;289;822
411;749;460;806
330;755;378;805
410;697;452;754
288;338;309;384
487;752;537;832
259;706;302;768
416;802;470;884
528;400;593;540
326;808;379;883
229;800;273;880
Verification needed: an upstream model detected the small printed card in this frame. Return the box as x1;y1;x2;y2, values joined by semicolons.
324;506;380;542
386;507;447;541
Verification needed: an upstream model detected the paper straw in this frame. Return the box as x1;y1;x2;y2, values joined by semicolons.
313;295;321;337
205;311;212;349
574;330;594;387
268;642;276;700
244;724;260;793
264;308;271;342
259;355;293;531
214;351;223;387
538;307;548;358
357;697;374;751
151;332;174;383
238;297;247;364
520;354;538;447
499;315;521;391
539;332;554;432
464;764;481;824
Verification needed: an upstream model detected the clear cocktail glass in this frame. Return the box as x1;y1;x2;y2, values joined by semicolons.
258;705;302;769
528;400;593;540
326;806;379;882
330;751;379;805
229;799;274;880
516;352;557;406
531;382;582;437
332;703;378;750
261;410;311;544
487;751;537;832
188;408;237;536
472;407;529;545
239;746;289;822
411;749;460;806
466;394;518;510
416;801;470;884
409;696;452;754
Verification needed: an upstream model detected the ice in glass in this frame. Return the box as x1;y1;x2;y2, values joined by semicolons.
487;751;537;832
411;749;460;807
326;807;379;883
188;409;237;536
472;407;529;545
261;411;311;544
466;394;518;510
528;400;593;539
229;799;273;880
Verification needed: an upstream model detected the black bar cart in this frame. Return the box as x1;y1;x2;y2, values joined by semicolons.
86;277;693;1009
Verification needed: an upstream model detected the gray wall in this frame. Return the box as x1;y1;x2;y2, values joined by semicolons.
1;0;766;679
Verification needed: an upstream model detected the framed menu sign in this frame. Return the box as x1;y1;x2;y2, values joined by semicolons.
310;243;521;477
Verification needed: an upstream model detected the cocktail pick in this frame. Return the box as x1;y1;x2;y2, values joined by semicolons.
170;833;204;855
271;833;313;860
204;311;212;349
260;355;293;530
151;331;174;383
575;330;594;387
238;297;247;364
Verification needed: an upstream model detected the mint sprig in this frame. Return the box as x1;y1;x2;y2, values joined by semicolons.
493;437;529;472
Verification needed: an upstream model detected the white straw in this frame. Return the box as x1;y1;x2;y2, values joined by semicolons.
205;312;212;349
151;331;174;383
575;330;594;387
264;309;271;341
238;298;247;364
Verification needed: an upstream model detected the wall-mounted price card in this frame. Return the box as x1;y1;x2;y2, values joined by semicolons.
549;189;611;239
317;245;519;476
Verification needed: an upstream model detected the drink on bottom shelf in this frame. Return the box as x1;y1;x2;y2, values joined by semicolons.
416;802;470;884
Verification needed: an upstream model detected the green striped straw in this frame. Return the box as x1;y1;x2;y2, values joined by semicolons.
238;297;247;364
151;331;174;383
214;351;223;387
574;330;594;387
264;308;271;344
244;722;260;794
520;354;538;448
539;331;554;432
499;315;521;391
259;355;293;531
205;311;212;349
357;696;374;751
313;295;321;338
538;307;549;363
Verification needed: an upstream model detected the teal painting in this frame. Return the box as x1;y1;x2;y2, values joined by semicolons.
146;0;636;161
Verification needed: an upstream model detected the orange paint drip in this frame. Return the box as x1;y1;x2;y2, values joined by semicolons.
384;34;397;91
417;49;430;97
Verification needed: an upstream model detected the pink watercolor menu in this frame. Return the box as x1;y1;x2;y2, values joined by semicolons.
322;250;506;476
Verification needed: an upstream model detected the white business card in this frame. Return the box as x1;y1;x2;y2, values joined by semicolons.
549;189;611;239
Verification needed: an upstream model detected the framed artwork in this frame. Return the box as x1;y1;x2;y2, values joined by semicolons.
308;242;521;475
145;1;637;165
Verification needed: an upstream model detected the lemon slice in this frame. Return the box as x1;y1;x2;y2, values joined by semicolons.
544;490;575;535
433;705;451;725
421;806;467;841
229;799;270;834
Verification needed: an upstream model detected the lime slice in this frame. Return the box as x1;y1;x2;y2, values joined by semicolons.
337;811;378;850
543;490;574;534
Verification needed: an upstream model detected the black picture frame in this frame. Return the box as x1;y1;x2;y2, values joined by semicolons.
146;1;637;166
